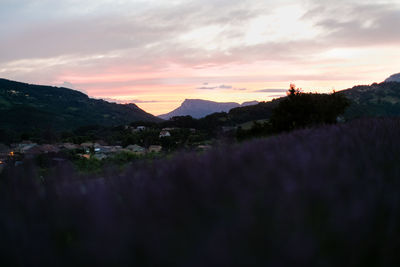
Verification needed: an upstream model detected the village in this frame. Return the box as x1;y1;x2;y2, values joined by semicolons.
0;125;213;173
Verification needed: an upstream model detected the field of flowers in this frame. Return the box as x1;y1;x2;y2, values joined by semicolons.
1;118;400;266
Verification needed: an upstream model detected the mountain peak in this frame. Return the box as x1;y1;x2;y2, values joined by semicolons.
384;73;400;83
159;99;258;119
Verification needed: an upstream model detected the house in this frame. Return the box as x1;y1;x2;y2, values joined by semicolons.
126;144;145;154
159;130;171;138
149;145;162;153
136;126;146;131
95;146;113;154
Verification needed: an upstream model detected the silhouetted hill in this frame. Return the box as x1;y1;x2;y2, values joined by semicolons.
225;80;400;123
0;78;161;131
228;98;282;123
159;99;258;119
338;81;400;119
385;73;400;83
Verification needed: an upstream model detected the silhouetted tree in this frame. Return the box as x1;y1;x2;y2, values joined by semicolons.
270;85;349;132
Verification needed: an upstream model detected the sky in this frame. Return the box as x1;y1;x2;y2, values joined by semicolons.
1;0;400;115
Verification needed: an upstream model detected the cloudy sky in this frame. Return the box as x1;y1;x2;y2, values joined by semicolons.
1;0;400;114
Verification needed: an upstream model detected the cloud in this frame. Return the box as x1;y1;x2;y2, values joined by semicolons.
132;99;164;104
254;89;288;93
101;98;165;104
268;94;287;98
60;81;88;94
303;1;400;47
196;84;246;90
1;0;400;114
197;86;218;90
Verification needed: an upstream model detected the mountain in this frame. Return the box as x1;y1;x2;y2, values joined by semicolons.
0;78;161;131
384;73;400;83
159;99;259;119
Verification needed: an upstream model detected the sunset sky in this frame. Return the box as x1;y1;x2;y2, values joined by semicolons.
1;0;400;115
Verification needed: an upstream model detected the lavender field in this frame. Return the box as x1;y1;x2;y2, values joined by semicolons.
1;118;400;266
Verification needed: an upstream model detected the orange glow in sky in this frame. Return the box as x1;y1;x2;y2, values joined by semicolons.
1;0;400;115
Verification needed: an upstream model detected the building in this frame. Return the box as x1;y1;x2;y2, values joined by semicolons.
159;130;171;138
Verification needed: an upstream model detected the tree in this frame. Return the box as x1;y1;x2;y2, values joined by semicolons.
270;85;349;132
287;83;302;96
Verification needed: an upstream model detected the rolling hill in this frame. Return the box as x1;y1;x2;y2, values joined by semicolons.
221;77;400;123
338;81;400;119
0;78;161;131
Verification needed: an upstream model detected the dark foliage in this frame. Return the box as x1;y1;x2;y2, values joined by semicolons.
338;81;400;119
1;119;400;266
236;121;272;141
228;99;281;124
270;90;349;132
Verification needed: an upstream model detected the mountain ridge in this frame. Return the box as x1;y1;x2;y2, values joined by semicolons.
159;98;259;119
0;78;161;131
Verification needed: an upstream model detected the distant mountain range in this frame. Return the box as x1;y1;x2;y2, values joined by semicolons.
159;99;259;119
2;72;400;133
0;78;161;131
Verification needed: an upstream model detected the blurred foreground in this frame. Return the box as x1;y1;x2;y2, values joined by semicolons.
1;119;399;266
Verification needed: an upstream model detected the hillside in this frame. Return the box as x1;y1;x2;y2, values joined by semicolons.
338;81;400;119
228;98;282;123
0;78;161;131
159;99;258;119
220;80;400;124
